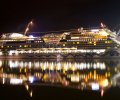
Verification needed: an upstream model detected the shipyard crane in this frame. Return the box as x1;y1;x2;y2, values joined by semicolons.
24;20;33;35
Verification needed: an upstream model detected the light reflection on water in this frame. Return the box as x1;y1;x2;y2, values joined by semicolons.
0;59;120;96
8;60;106;70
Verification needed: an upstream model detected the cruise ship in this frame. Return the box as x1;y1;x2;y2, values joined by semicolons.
0;24;119;59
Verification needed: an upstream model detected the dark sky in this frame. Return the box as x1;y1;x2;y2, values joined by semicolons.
0;0;120;33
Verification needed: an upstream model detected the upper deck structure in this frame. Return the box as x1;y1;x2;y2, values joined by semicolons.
0;25;119;58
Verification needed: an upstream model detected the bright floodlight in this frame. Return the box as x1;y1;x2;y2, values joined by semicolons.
91;83;99;90
29;35;34;38
10;78;23;84
29;76;35;83
10;33;24;38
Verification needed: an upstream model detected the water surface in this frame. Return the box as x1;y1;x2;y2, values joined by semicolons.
0;59;120;99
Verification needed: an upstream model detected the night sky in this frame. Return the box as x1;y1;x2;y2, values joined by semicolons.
0;0;120;33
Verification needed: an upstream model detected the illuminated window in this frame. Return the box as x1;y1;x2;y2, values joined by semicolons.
117;45;119;47
19;45;22;47
7;46;9;48
24;45;28;47
94;43;96;46
77;42;79;44
89;42;92;44
107;41;112;43
105;41;108;43
63;44;65;46
73;42;75;44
